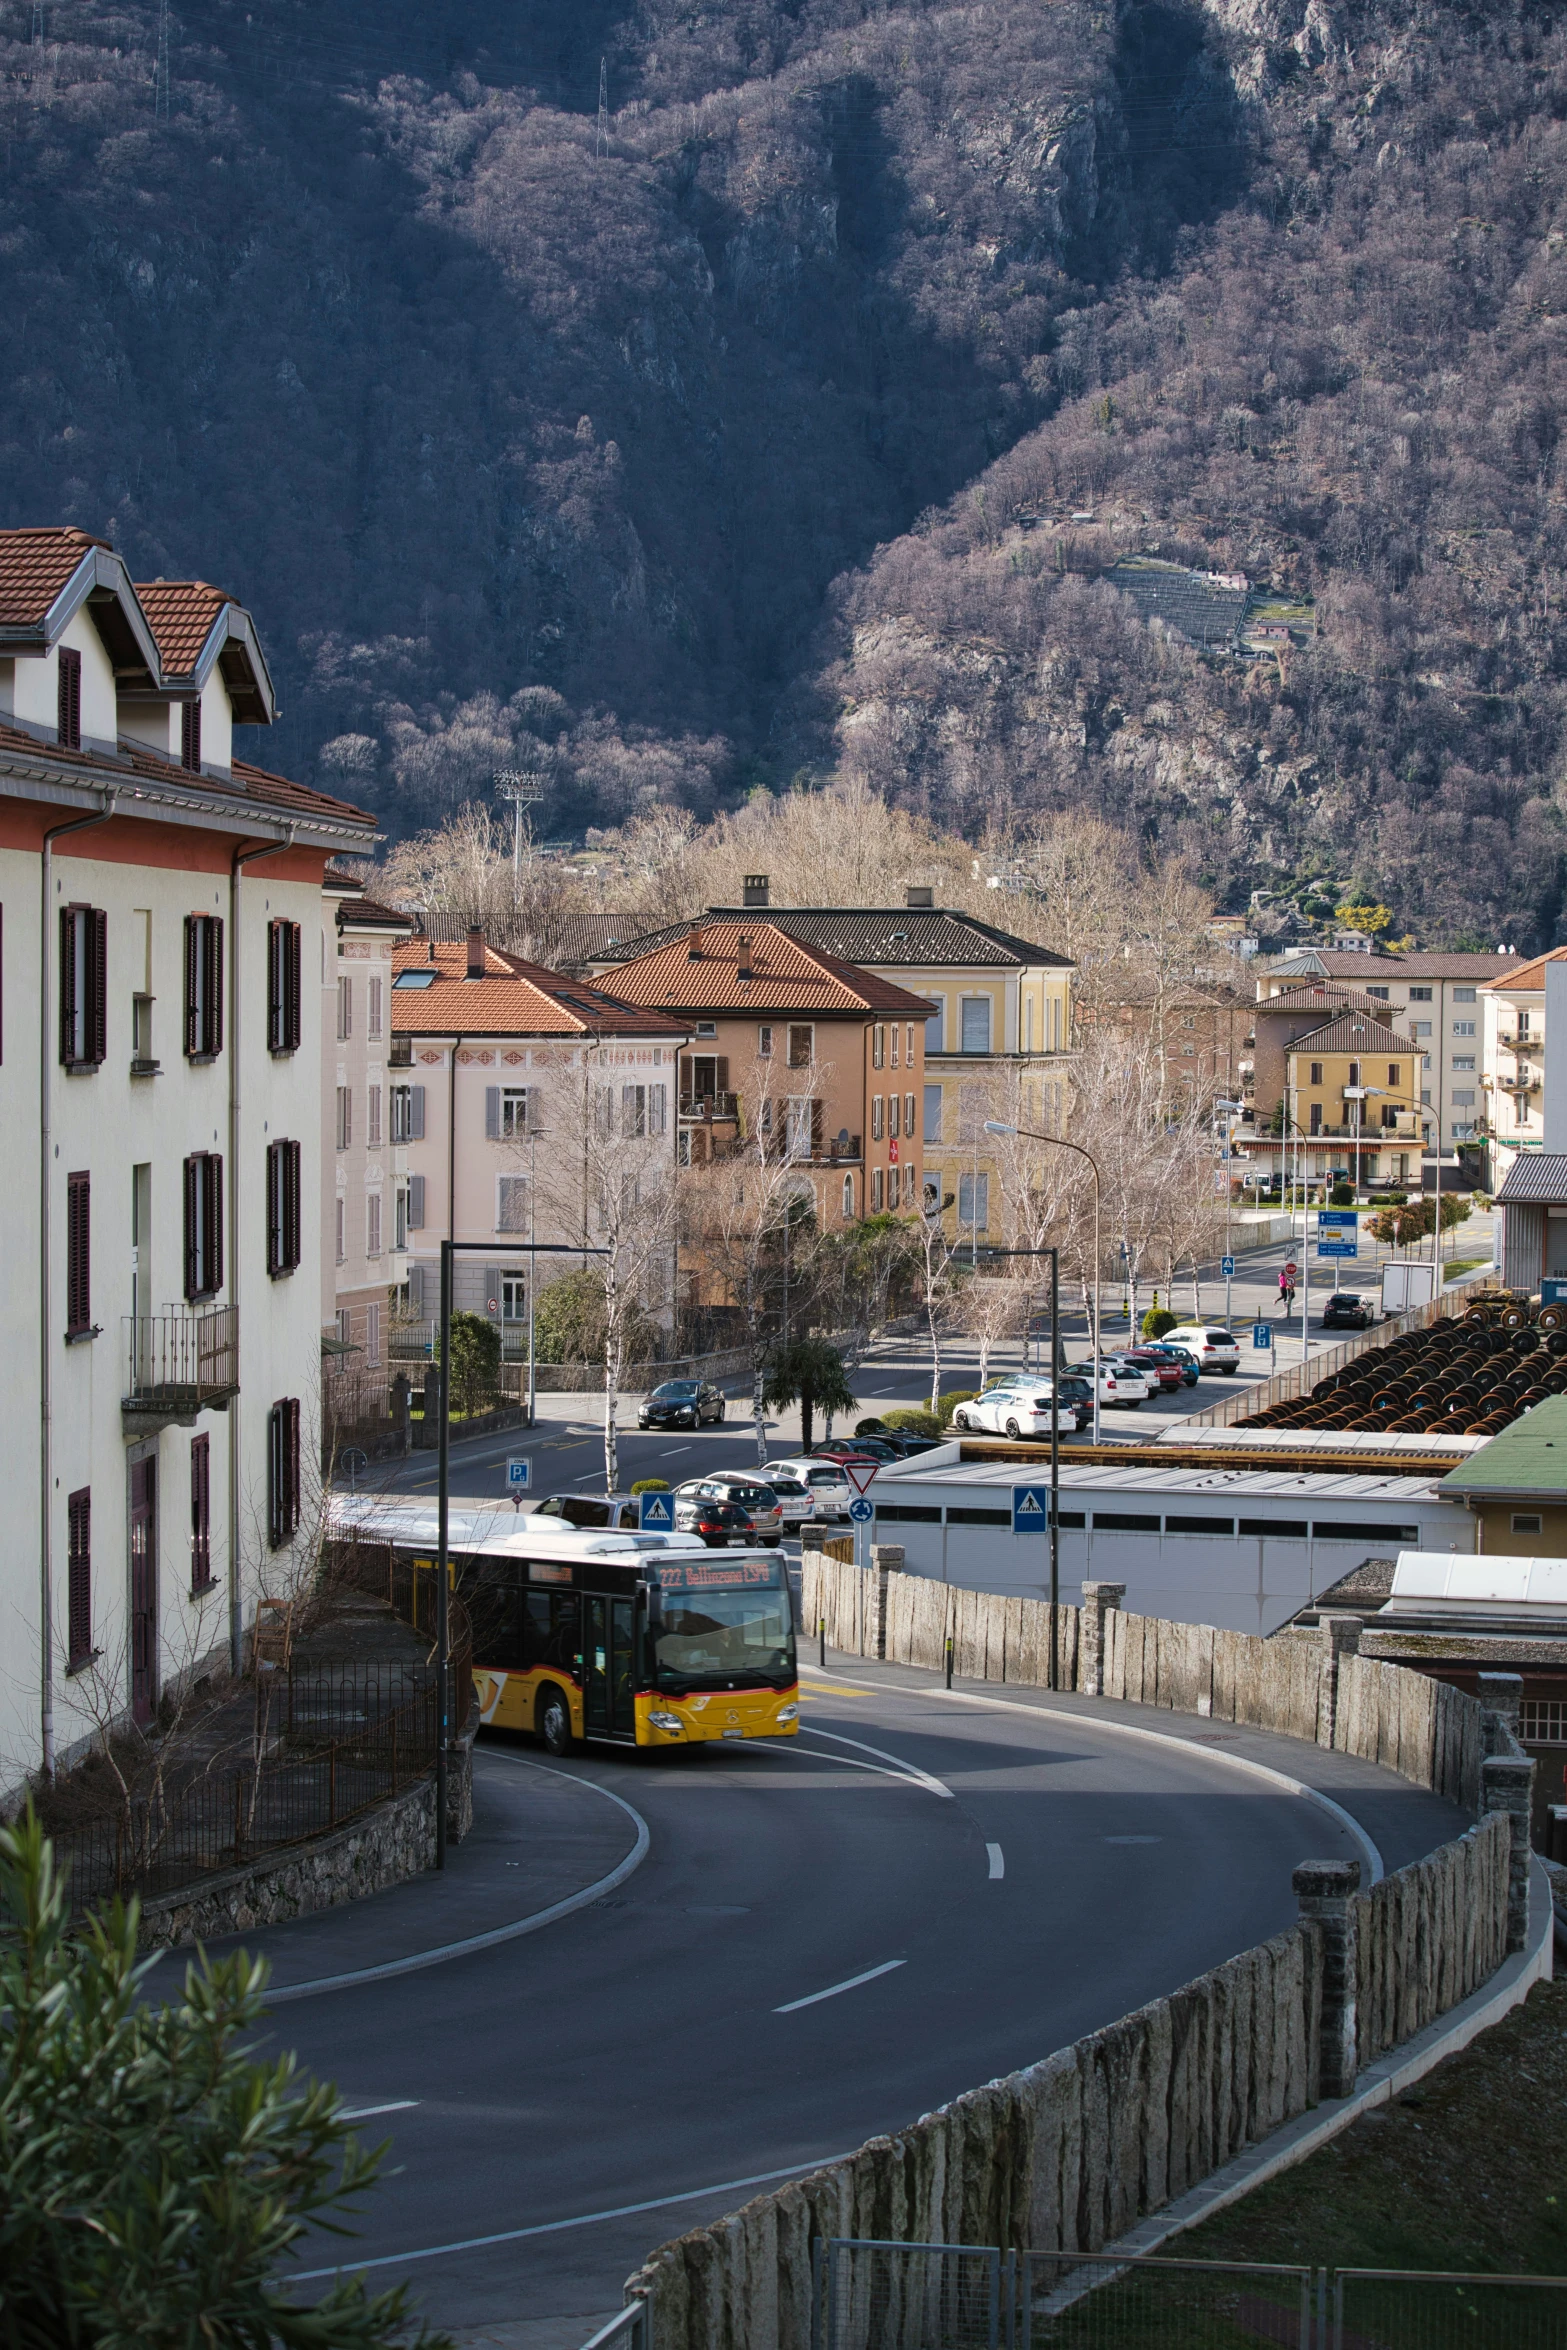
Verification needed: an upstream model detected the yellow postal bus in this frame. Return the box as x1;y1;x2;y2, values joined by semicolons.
331;1501;799;1754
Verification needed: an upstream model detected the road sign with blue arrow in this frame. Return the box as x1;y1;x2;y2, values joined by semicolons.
848;1496;875;1524
638;1490;674;1530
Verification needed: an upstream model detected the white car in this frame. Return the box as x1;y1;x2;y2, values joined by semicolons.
753;1470;815;1529
766;1456;858;1519
1096;1357;1152;1408
1164;1326;1241;1376
948;1384;1080;1438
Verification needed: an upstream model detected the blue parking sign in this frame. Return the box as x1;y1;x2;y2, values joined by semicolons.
848;1496;875;1524
505;1455;531;1492
1251;1322;1272;1351
639;1490;674;1530
1012;1483;1051;1534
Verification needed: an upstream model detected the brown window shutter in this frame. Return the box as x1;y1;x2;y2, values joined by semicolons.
715;1056;729;1097
59;907;77;1064
184;918;199;1057
266;1140;281;1274
287;920;302;1049
183;1156;200;1298
88;908;107;1065
57;647;81;748
190;1434;211;1588
208;1154;224;1293
67;1488;91;1664
267;921;280;1051
205;917;224;1056
288;1398;300;1534
812;1098;824;1154
181;699;202;771
286;1140;301;1268
66;1170;90;1334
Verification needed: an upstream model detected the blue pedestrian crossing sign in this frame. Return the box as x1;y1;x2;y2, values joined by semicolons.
848;1496;875;1524
638;1489;675;1530
1012;1483;1052;1534
1221;1255;1235;1278
1251;1322;1273;1351
505;1455;531;1492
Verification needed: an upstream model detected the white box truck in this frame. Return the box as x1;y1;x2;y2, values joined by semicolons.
1382;1259;1437;1316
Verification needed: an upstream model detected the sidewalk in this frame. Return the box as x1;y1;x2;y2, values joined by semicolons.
168;1747;643;2001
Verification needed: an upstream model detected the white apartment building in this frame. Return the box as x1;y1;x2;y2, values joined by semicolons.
392;930;687;1346
1480;948;1566;1184
1258;946;1516;1156
0;527;374;1792
321;870;413;1382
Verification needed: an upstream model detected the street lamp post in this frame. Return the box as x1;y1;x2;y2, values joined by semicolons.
984;1121;1103;1445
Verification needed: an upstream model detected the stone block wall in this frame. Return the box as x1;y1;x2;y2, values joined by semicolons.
1354;1812;1509;2067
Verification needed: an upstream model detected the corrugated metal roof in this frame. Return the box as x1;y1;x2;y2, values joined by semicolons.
1439;1396;1567;1495
597;906;1072;970
1493;1153;1567;1204
878;1458;1447;1501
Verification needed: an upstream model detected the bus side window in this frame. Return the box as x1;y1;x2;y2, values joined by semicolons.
466;1563;526;1669
523;1590;578;1673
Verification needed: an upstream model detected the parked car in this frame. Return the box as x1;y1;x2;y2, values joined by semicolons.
946;1384;1082;1438
1162;1326;1241;1376
811;1435;902;1464
1096;1356;1152;1408
1137;1343;1201;1388
1321;1292;1378;1330
852;1420;944;1457
534;1493;640;1529
672;1493;756;1547
753;1470;815;1529
1119;1346;1187;1394
678;1474;785;1546
637;1379;726;1430
767;1457;858;1518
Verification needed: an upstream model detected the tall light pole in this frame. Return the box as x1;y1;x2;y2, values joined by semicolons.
985;1121;1103;1443
493;769;546;896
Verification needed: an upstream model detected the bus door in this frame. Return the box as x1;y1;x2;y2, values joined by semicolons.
583;1593;636;1738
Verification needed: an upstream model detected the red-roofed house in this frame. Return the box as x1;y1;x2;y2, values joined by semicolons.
389;931;688;1347
602;917;935;1225
0;525;374;1790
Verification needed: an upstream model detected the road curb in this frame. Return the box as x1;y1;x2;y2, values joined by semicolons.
265;1759;650;2005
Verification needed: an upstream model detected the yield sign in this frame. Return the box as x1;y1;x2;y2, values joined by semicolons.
843;1458;879;1497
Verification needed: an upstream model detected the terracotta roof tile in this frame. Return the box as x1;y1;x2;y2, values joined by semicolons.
1268;949;1515;980
1258;983;1397;1017
391;941;685;1039
337;891;414;931
1284;1010;1408;1054
134;579;231;677
602;918;934;1017
0;716;373;833
1481;946;1567;992
0;527;105;627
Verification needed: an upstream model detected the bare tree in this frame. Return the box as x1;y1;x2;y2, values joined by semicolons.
529;1044;682;1493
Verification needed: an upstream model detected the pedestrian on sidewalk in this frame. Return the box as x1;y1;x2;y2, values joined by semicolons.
1277;1266;1297;1317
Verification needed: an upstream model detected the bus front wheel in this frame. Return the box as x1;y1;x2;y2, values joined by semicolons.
538;1685;575;1757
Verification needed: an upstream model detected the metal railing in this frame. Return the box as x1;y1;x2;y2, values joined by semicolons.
1185;1267;1496;1428
577;2305;649;2350
680;1092;740;1121
801;2242;1567;2350
123;1304;239;1413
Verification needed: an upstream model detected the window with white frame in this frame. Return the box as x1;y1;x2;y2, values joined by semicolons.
923;1084;943;1144
923;997;944;1051
501;1274;528;1323
960;997;991;1054
486;1085;531;1139
841;1172;855;1218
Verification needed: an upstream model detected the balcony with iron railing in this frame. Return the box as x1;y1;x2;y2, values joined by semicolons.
679;1092;740;1123
123;1305;239;1430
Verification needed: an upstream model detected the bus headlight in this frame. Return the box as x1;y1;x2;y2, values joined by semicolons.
649;1711;684;1731
776;1703;799;1723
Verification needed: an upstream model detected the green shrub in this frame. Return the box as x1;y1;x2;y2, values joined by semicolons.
436;1309;501;1416
0;1810;447;2348
1140;1307;1178;1339
1330;1182;1356;1206
630;1477;670;1495
878;1405;941;1436
1368;1190;1408;1206
937;1389;977;1428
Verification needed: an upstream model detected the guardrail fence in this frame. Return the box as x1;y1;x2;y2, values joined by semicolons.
799;2242;1567;2350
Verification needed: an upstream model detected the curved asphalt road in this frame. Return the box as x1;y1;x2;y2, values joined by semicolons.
250;1662;1467;2338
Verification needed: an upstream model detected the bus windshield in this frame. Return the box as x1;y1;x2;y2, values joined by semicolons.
652;1578;794;1689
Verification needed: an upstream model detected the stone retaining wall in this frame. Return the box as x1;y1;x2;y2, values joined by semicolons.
136;1702;476;1951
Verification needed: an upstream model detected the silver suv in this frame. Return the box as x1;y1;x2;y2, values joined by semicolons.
675;1475;785;1547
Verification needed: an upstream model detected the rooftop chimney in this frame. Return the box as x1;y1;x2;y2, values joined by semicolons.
743;873;769;908
688;925;703;960
737;931;752;979
906;885;935;909
466;925;485;980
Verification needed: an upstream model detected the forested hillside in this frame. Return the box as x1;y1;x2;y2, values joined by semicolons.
3;0;1566;942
